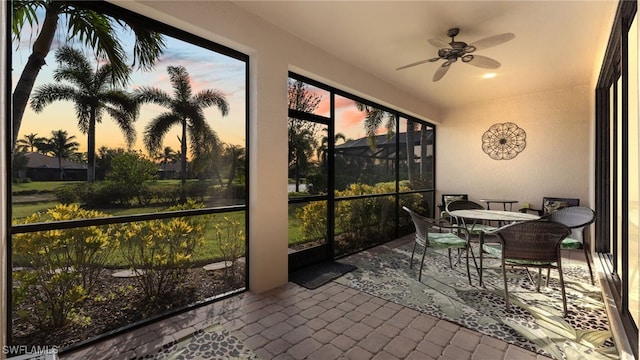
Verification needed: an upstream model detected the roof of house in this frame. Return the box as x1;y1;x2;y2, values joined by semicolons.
24;152;87;170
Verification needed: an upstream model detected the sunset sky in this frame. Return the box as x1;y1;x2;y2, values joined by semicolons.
11;7;407;160
12;14;247;157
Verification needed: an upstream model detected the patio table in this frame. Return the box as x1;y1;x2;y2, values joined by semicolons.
448;209;540;286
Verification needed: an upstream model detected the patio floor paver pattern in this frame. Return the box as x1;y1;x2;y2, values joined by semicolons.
62;247;555;360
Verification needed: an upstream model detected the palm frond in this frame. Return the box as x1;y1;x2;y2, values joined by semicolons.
143;112;181;153
52;46;93;88
30;84;80;112
64;8;129;85
134;87;172;106
167;66;192;101
73;102;92;134
120;20;166;71
12;1;44;43
194;89;230;116
104;105;137;146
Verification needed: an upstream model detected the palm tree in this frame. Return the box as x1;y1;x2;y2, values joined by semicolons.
354;103;427;182
136;65;229;200
11;0;165;151
288;80;323;191
154;146;179;178
46;130;79;180
16;133;46;152
223;144;245;191
355;103;396;150
30;46;139;183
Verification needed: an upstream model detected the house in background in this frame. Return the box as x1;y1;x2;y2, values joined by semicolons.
18;152;86;181
157;161;181;180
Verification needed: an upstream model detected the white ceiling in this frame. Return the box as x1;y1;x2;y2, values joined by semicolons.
233;1;617;110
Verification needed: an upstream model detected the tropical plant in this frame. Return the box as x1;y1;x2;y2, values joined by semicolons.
288;80;323;191
12;204;115;329
95;146;123;180
46;130;79;180
136;65;229;200
190;131;222;181
16;132;46;152
154;146;179;175
30;46;139;182
11;0;165;151
222;144;245;191
116;200;208;300
106;151;158;205
213;216;245;284
355;103;396;150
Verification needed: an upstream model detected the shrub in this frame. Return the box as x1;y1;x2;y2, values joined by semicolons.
106;151;157;206
12;204;114;329
297;181;423;251
117;200;207;300
213;216;245;285
54;185;79;204
297;201;327;242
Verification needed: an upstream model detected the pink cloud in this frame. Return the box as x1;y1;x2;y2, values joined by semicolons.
339;109;365;128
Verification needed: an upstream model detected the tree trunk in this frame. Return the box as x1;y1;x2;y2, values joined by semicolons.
226;148;236;190
12;8;59;151
87;111;97;182
180;119;188;202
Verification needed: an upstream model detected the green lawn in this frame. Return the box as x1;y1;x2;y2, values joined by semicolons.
11;181;319;267
12;181;77;194
11;181;249;268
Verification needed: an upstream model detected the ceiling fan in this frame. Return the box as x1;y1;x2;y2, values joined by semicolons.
397;28;515;82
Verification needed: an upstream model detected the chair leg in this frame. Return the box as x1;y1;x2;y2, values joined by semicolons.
524;268;535;286
419;243;428;282
469;246;480;278
536;268;542;292
583;242;595;285
546;268;551;287
410;240;417;269
558;264;568;316
465;247;471;285
502;259;511;311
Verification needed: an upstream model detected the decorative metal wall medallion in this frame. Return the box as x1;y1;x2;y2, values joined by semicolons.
481;122;526;160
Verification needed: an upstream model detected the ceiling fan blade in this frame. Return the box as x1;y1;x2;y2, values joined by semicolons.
432;63;451;82
428;38;450;49
396;58;438;70
466;55;501;69
468;33;515;51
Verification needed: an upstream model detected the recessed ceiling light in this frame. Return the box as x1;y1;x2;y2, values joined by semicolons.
483;73;497;79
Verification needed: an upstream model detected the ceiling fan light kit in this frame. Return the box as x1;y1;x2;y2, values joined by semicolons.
397;27;515;82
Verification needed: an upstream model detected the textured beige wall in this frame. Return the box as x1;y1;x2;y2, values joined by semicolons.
437;85;591;210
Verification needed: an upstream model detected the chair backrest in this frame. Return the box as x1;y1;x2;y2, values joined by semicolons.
403;206;436;244
494;220;571;262
446;199;484;212
441;194;468;209
545;206;596;229
541;197;580;215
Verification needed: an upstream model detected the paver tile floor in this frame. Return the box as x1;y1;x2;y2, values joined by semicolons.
62;236;591;360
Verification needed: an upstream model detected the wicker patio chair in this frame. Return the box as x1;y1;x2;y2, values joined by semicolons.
446;200;498;236
483;220;572;316
545;206;597;284
519;197;580;216
402;206;475;284
437;194;468;222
